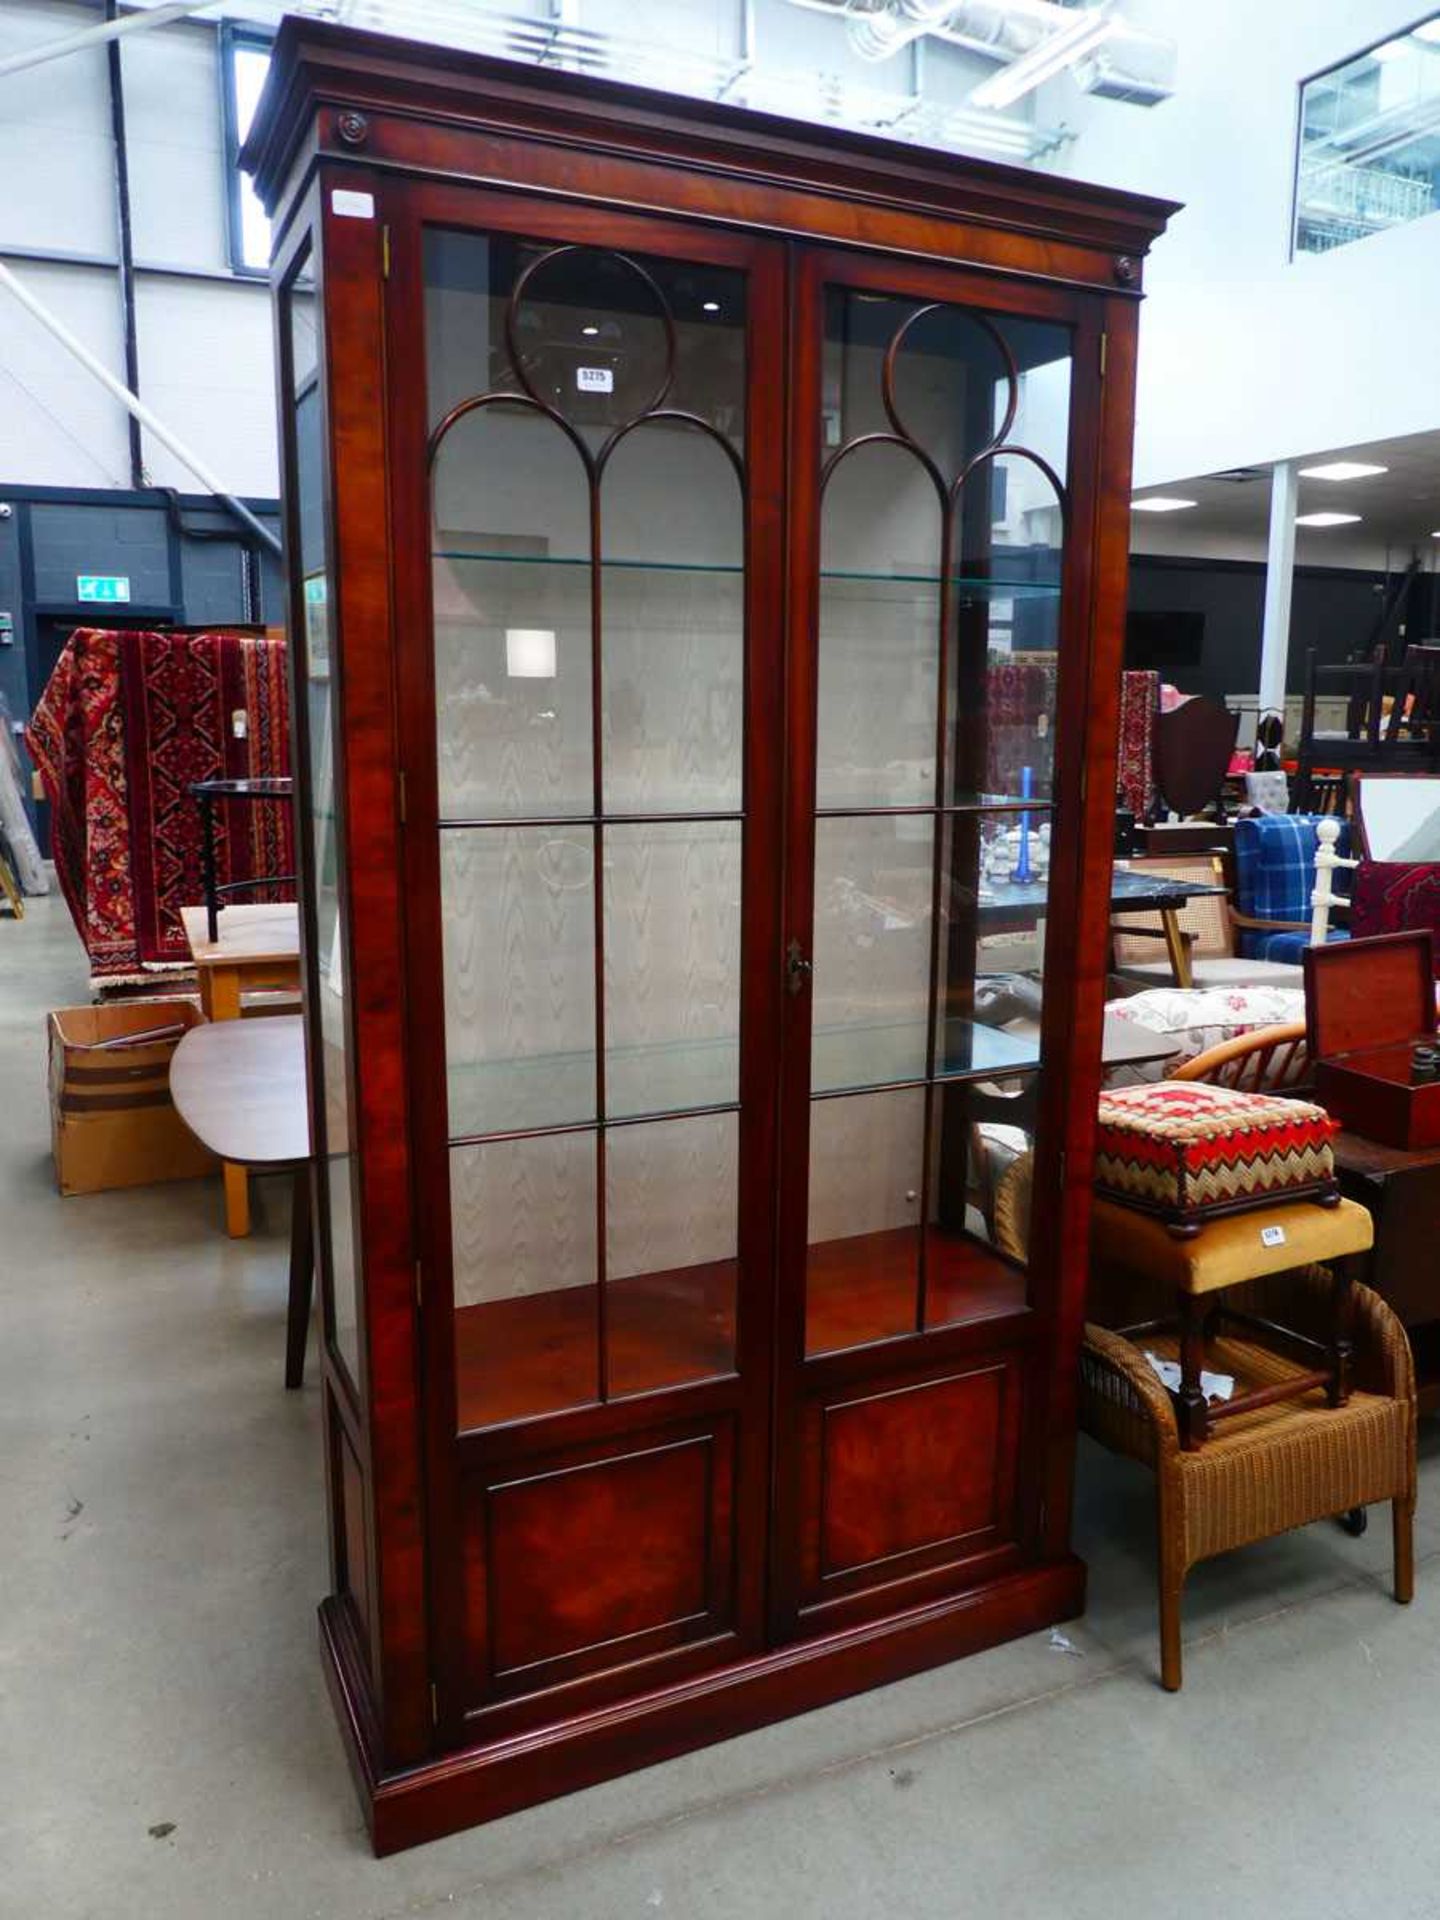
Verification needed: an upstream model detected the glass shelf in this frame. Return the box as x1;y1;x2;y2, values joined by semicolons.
433;549;1059;596
809;1016;1040;1098
446;1015;1038;1143
447;1033;741;1143
815;794;1055;817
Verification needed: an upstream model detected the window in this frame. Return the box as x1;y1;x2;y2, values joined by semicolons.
1295;13;1440;256
222;23;274;275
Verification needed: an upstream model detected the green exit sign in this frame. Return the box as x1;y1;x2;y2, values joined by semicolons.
76;575;131;604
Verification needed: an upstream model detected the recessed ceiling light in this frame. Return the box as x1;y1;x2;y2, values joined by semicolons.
1298;460;1388;481
1296;511;1362;527
581;324;599;337
702;300;721;313
1131;496;1197;513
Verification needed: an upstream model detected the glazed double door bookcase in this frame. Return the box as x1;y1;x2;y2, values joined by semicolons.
406;199;1077;1695
254;19;1171;1853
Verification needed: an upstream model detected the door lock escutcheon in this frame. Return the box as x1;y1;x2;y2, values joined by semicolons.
786;938;813;995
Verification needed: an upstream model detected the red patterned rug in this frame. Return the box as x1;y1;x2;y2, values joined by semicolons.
1117;669;1159;820
1351;860;1440;973
27;627;294;985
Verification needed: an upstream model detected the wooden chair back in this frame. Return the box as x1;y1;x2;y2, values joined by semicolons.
1168;1020;1311;1092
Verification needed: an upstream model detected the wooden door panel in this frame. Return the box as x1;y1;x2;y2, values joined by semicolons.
460;1415;735;1706
796;1350;1025;1617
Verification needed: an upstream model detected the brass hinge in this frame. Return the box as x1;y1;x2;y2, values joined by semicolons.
397;769;407;825
430;1680;439;1726
382;224;391;279
1098;331;1108;378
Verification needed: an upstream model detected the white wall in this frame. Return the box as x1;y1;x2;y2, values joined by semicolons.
0;0;279;497
1048;0;1440;489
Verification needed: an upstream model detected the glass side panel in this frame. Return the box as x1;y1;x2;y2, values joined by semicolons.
606;1112;738;1395
288;249;362;1393
806;284;1070;1355
425;226;749;1433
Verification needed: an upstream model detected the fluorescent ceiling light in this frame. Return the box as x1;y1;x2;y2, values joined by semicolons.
970;6;1118;111
1298;460;1388;481
702;300;721;313
1296;511;1362;527
1131;496;1197;513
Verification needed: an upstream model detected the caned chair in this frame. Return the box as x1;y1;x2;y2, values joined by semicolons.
1110;855;1302;989
995;1155;1417;1691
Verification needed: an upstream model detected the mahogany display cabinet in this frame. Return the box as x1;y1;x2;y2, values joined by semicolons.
245;20;1175;1854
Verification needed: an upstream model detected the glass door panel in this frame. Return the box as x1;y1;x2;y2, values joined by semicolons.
425;225;749;1429
604;819;741;1119
802;281;1071;1357
432;409;594;823
811;814;933;1093
440;826;597;1138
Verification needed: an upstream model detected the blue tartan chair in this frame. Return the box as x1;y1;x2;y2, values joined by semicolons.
1232;814;1352;964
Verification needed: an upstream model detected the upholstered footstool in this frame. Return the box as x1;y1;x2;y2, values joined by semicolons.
1091;1195;1375;1449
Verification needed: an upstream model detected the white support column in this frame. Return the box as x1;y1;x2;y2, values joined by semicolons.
1258;459;1298;741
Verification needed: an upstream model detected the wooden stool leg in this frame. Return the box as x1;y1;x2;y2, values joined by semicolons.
1177;1289;1209;1450
284;1167;315;1391
1328;1255;1355;1408
1394;1496;1416;1606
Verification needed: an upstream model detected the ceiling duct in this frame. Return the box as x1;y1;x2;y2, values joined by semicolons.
789;0;1175;106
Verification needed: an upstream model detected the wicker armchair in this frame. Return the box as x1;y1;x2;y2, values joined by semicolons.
994;1157;1417;1690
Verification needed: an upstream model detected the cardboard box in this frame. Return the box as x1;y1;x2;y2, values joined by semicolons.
1305;930;1440;1150
49;999;218;1195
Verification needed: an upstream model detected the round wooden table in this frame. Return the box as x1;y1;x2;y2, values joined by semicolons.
170;1014;314;1387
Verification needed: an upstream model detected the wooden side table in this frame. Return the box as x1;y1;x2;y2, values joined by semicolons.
179;902;301;1237
170;1014;313;1387
1334;1128;1440;1416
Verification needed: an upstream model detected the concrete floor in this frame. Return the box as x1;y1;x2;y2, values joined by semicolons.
5;890;1440;1919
